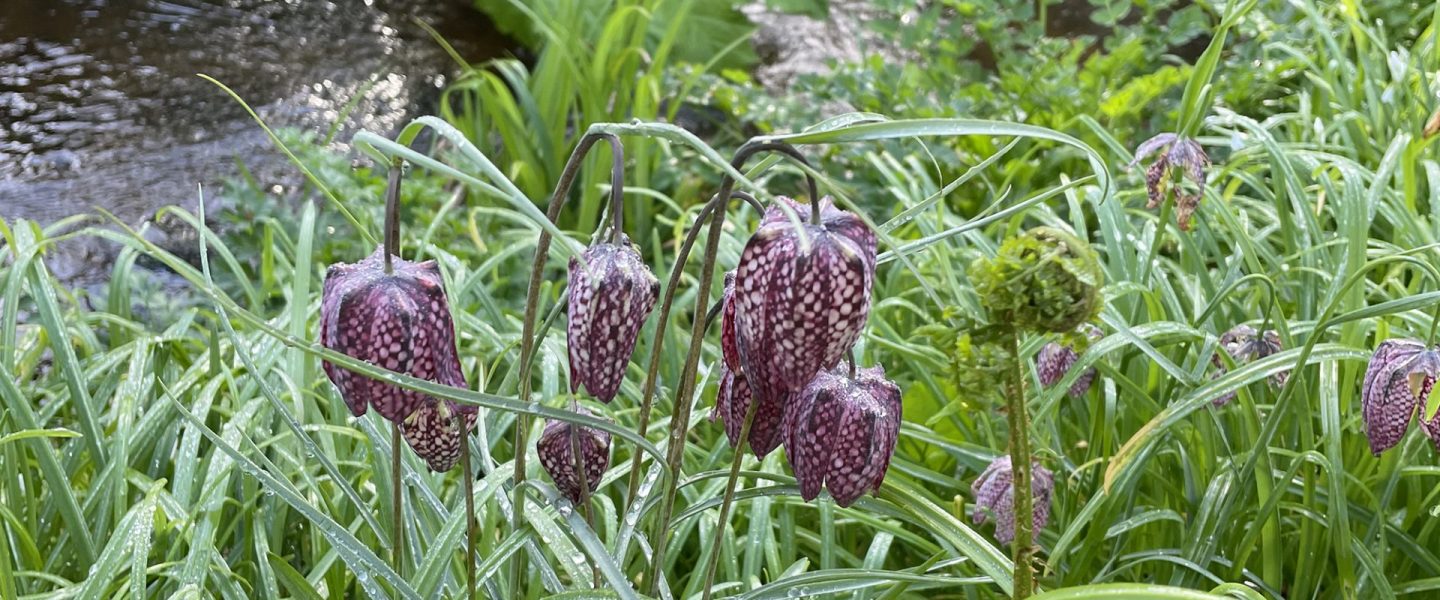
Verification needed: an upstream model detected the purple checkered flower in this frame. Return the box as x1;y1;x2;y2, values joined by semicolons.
711;365;789;457
567;234;660;403
399;357;478;472
734;196;877;408
320;246;466;423
1361;338;1440;455
1209;324;1285;406
319;246;475;471
537;409;612;503
971;455;1054;546
1036;324;1103;398
782;365;902;507
1133;133;1210;231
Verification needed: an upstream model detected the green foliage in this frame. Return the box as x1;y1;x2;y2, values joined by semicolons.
5;0;1440;599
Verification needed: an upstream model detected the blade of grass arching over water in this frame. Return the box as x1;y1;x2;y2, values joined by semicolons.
199;75;376;245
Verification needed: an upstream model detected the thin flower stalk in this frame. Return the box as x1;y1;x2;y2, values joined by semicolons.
698;365;762;600
511;132;625;590
1006;331;1036;598
622;192;764;508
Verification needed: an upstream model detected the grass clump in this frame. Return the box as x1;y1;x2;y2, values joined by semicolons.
3;1;1440;599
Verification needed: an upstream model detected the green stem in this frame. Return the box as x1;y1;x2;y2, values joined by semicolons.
1006;331;1035;599
698;377;761;600
461;428;477;600
569;397;602;587
391;423;405;585
383;158;402;273
622;193;764;511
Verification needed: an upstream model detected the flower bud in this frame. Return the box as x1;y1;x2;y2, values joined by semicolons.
1133;133;1210;231
320;246;466;424
1361;338;1440;455
783;365;902;507
712;366;789;457
1036;324;1103;398
1208;324;1285;406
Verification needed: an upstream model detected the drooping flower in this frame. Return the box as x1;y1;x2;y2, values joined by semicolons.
399;361;478;472
1208;324;1285;406
971;455;1054;546
537;409;612;503
319;246;476;471
1361;338;1440;455
567;234;660;403
320;246;466;424
1036;324;1104;398
734;196;877;407
711;365;789;456
969;227;1103;335
782;365;902;507
1133;133;1211;231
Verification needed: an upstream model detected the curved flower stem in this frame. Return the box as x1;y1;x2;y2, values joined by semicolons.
1006;330;1035;599
645;140;816;594
698;381;760;600
382;157;406;585
511;132;625;592
461;428;478;600
383;158;403;274
391;422;405;582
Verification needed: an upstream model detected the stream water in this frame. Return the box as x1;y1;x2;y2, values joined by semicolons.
0;0;504;236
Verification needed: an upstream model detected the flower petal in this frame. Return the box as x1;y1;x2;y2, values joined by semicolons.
735;197;875;406
1362;339;1427;455
1132;133;1178;166
567;238;660;403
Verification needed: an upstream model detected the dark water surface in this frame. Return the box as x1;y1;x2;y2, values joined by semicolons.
0;0;504;231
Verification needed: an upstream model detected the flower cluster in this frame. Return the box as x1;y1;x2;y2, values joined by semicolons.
320;246;476;472
540;232;660;499
708;196;904;506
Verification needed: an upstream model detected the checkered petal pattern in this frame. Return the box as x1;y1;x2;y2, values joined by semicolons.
734;196;877;409
537;409;612;504
782;366;901;507
567;235;660;403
